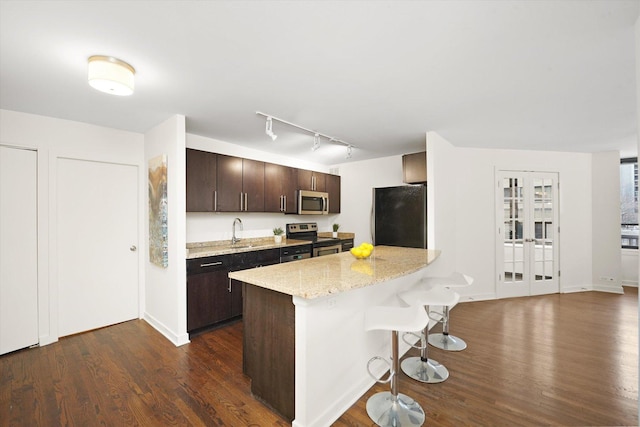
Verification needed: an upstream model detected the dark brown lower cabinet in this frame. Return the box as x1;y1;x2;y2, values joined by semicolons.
187;269;232;330
187;249;281;334
187;255;233;332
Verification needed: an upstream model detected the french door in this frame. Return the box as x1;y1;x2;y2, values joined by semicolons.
496;171;559;298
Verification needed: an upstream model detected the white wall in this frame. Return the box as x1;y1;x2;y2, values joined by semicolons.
144;115;189;346
592;151;623;292
0;109;145;345
427;133;459;277
426;131;619;300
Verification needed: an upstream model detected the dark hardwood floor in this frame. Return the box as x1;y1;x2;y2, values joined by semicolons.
1;288;637;426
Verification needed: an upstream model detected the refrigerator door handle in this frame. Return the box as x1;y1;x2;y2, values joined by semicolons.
370;189;375;244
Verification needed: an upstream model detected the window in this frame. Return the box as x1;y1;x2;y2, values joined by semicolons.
620;158;638;249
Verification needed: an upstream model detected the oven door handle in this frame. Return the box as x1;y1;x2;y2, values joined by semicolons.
313;244;342;257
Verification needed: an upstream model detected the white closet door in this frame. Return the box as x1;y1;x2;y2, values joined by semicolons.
57;158;139;337
0;146;38;355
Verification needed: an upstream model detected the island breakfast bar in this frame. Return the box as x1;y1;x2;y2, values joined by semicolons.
228;246;441;427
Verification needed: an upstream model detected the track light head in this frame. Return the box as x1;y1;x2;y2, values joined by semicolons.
265;117;277;141
346;145;352;159
311;134;320;151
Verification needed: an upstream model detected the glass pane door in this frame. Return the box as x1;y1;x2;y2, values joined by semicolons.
532;176;554;284
496;171;559;298
503;176;525;286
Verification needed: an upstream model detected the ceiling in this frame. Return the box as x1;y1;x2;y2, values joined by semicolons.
1;1;639;165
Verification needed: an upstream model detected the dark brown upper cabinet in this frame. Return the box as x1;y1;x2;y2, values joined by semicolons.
326;174;341;213
187;149;340;214
186;148;217;212
264;163;298;213
298;169;326;192
217;154;265;212
402;151;427;184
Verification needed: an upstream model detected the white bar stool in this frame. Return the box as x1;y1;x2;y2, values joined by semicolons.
423;272;473;351
365;304;429;427
397;286;459;383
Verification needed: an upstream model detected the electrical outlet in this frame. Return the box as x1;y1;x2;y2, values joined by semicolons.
327;297;337;309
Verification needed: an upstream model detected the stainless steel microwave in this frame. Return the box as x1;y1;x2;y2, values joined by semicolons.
297;190;329;215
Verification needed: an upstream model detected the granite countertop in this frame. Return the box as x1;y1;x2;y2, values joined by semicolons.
186;232;356;259
186;237;311;259
317;232;356;239
228;246;441;299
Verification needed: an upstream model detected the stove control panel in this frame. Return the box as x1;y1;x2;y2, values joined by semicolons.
286;222;318;234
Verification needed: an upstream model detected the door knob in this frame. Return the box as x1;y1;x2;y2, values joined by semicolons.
130;245;137;251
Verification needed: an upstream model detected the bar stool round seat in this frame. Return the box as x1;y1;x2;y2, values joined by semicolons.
422;272;473;351
397;286;459;383
365;304;430;427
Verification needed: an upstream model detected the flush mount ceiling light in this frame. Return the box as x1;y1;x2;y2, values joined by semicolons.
256;111;356;159
88;55;135;96
265;116;277;141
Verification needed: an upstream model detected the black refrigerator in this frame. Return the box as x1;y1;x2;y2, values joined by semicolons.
372;185;427;248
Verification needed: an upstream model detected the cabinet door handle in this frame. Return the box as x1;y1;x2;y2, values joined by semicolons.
228;278;232;292
200;261;223;267
244;193;248;211
283;195;286;212
214;190;217;211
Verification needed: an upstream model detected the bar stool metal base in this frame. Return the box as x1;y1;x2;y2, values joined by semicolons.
401;356;449;383
366;391;426;427
429;333;467;351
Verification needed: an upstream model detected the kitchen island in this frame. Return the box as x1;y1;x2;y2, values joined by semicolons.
229;246;441;427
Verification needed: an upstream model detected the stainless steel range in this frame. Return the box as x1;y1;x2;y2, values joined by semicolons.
286;222;342;257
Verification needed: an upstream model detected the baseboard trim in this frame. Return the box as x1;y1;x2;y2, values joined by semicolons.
143;312;190;347
593;284;625;294
459;293;495;302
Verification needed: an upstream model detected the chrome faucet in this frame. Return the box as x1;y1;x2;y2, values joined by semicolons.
232;217;243;244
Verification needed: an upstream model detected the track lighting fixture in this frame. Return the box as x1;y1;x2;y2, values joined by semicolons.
265;116;277;141
311;134;320;151
256;111;356;160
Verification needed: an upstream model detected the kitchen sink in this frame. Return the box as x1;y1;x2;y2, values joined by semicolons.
231;244;254;249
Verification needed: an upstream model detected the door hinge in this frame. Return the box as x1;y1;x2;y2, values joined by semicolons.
558;270;561;277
